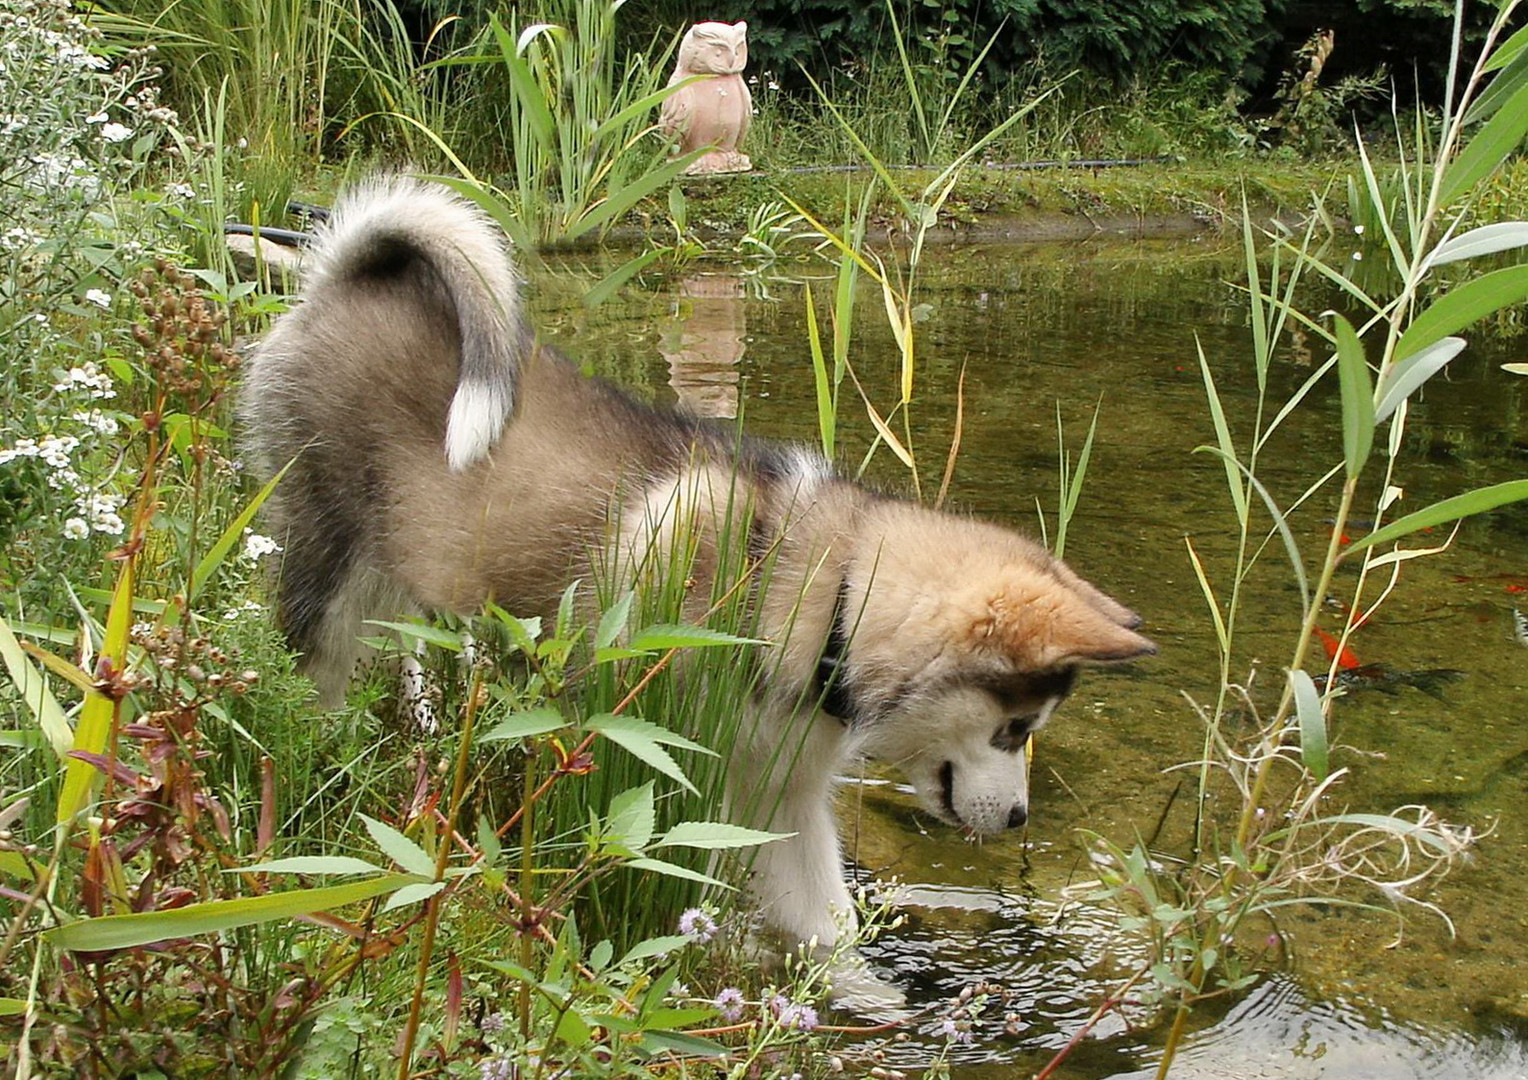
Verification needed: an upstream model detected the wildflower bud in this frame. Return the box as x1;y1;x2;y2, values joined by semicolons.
240;671;259;684
230;681;248;695
207;672;224;688
186;664;205;683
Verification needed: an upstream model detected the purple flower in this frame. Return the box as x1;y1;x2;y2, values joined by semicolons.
479;1056;514;1080
480;1011;507;1034
678;907;717;943
714;986;746;1021
940;1017;974;1045
776;1001;819;1031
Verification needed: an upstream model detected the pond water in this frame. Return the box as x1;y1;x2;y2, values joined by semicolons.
523;236;1528;1078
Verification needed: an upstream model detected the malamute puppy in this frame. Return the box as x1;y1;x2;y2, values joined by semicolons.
242;177;1155;951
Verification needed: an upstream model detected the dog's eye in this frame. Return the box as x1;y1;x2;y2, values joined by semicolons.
992;717;1033;752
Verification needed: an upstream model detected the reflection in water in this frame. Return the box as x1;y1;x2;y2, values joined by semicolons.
659;273;746;418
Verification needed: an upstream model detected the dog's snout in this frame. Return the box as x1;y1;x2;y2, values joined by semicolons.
1007;804;1028;829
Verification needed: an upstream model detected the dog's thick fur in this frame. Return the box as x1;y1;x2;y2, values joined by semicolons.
243;177;1156;950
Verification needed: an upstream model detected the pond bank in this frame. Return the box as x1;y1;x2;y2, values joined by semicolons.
667;159;1344;241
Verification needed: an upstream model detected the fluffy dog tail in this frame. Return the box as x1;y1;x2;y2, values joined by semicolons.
242;175;525;703
303;176;523;470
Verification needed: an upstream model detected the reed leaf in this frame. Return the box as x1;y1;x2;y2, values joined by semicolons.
48;874;420;951
1345;479;1528;553
1394;264;1528;360
1333;313;1374;479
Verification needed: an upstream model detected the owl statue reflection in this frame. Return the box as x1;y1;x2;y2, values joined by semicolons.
660;20;752;174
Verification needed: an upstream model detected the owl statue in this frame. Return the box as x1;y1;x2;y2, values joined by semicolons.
660;21;752;174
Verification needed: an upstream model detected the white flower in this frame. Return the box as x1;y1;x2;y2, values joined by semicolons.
63;517;90;540
1352;251;1363;262
84;110;108;124
92;511;125;535
83;288;110;309
166;182;195;199
53;362;116;399
1353;224;1366;235
99;122;132;143
72;409;118;436
223;599;265;620
0;438;38;466
242;529;282;561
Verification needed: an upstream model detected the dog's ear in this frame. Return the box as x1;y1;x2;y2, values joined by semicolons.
979;585;1157;669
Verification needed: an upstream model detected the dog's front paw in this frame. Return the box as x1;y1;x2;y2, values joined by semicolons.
827;955;909;1019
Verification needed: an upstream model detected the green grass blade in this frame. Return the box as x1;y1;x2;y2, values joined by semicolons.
1345;479;1528;554
47;874;419;951
0;615;72;760
56;560;133;827
805;287;836;459
1184;538;1229;655
1194;446;1311;619
1333;313;1374;479
583;247;667;308
1195;336;1248;525
189;458;292;604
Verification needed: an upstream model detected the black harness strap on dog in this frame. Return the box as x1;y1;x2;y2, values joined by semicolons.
815;576;857;725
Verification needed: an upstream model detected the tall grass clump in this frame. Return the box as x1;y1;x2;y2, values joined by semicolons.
1037;3;1528;1075
424;0;695;249
91;0;435;183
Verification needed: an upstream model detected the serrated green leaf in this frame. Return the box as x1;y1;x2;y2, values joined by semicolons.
48;874;417;950
585;713;715;756
1374;336;1466;422
359;814;437;877
480;706;568;743
1333;313;1373;479
1397;264;1528;363
624;856;731;889
228;856;384;876
381;880;446;912
1346;479;1528;553
595;592;635;651
655;821;791;850
1289;669;1328;782
603;782;656;852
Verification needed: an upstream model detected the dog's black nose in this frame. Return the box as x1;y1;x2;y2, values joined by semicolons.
1007;804;1028;828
